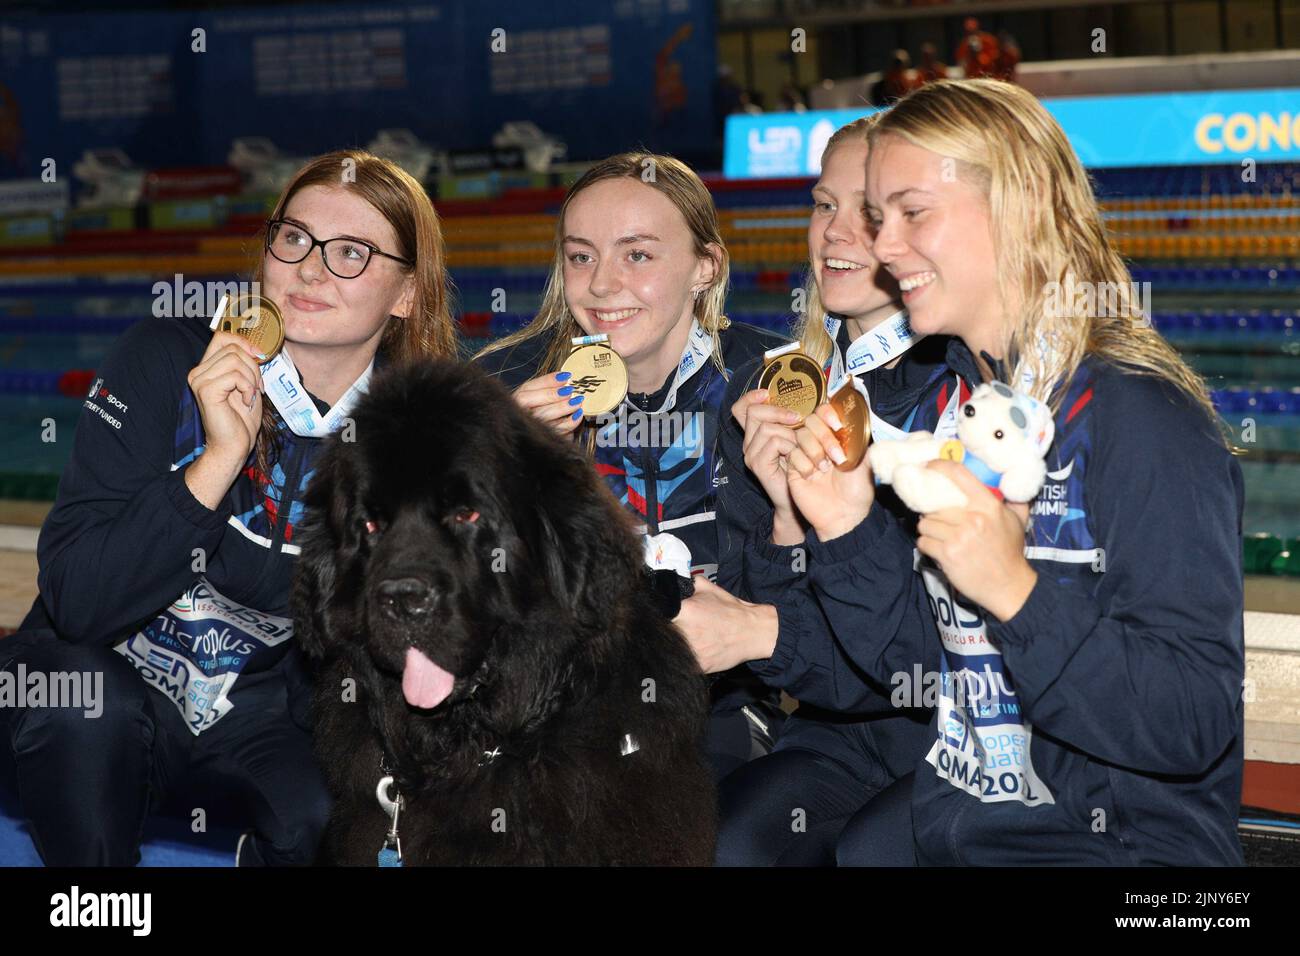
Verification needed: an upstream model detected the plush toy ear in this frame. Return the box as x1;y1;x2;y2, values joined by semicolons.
1014;396;1056;456
996;382;1057;458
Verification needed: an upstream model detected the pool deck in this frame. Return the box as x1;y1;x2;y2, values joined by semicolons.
0;549;36;630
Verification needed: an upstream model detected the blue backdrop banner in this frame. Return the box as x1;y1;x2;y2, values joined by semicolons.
0;0;716;181
723;87;1300;178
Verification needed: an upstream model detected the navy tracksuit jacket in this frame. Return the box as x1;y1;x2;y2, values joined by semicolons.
749;335;1245;865
20;313;362;723
716;327;967;785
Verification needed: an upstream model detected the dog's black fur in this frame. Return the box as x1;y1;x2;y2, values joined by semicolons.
292;359;717;865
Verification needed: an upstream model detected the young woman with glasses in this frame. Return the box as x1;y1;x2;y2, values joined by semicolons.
0;150;456;866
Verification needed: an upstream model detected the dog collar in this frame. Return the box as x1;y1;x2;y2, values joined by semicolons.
376;772;404;867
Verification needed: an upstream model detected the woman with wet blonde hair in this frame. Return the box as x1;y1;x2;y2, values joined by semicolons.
778;79;1242;865
475;151;790;781
477;153;732;408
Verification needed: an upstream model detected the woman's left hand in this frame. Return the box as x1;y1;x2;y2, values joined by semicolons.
915;460;1038;623
673;576;778;674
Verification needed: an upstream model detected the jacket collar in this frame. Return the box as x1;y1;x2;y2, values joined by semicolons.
290;343;391;427
943;336;987;389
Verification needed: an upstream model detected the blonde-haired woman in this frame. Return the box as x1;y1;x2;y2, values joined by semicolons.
785;80;1244;865
1;150;455;865
475;152;789;780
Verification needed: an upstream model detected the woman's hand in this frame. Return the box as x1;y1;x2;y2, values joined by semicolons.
731;389;806;544
511;372;585;437
786;403;876;542
915;460;1037;622
183;331;267;510
187;331;266;469
673;576;778;674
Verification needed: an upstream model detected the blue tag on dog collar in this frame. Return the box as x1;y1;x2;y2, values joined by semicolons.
378;846;403;867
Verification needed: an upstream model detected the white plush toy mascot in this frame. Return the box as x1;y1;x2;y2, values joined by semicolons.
869;381;1055;514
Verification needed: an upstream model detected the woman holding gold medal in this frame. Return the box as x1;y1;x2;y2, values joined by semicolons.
698;115;981;865
0;150;455;865
475;153;790;781
772;81;1244;865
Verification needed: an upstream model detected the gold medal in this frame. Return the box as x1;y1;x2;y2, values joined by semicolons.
939;439;965;462
217;294;285;361
560;334;628;417
828;378;870;471
759;347;824;419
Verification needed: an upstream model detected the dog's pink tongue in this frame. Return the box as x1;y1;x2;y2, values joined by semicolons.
402;647;455;709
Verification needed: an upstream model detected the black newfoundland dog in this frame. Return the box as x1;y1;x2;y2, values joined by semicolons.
291;359;717;865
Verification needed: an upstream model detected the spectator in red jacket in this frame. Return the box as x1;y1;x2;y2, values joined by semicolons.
995;30;1022;82
954;18;1000;79
914;42;948;88
871;50;914;107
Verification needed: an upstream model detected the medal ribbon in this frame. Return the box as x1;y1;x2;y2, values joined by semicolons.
823;309;921;385
209;295;373;439
260;347;374;439
823;309;929;441
621;318;714;416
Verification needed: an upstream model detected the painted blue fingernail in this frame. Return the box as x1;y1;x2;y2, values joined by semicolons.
556;371;573;382
568;395;585;406
558;385;574;396
571;409;584;421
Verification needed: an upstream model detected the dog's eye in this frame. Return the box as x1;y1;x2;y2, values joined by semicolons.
452;508;480;525
362;518;383;536
994;429;1004;440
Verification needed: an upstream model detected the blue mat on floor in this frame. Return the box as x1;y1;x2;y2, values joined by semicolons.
0;745;243;867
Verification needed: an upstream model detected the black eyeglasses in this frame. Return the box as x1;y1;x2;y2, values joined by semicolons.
265;219;413;279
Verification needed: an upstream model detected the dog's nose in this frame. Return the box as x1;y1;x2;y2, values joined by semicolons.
375;577;437;618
